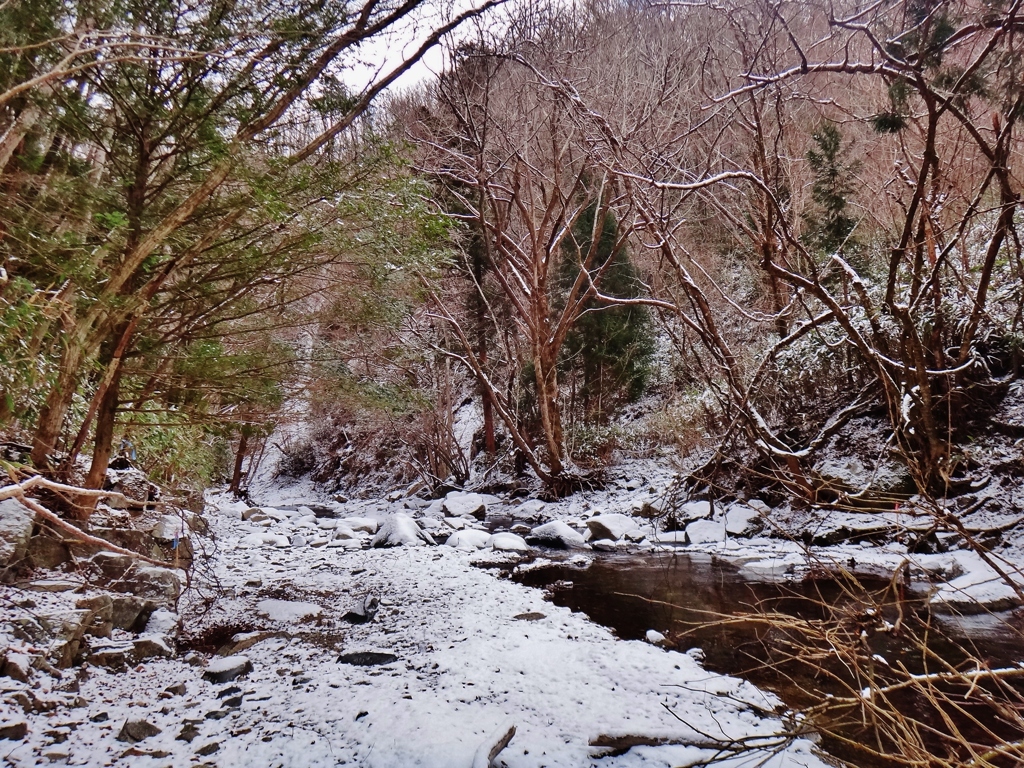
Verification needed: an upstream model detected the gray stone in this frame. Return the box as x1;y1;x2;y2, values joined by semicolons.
27;533;70;569
527;521;588;549
88;644;131;671
132;635;174;661
724;503;764;537
441;492;486;519
202;655;252;683
0;497;35;568
586;514;640;542
685;518;726;544
116;719;162;743
125;566;181;603
104;468;155;509
110;595;156;631
371;514;435;548
91;551;135;582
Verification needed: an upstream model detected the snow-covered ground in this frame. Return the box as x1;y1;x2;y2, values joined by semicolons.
2;488;832;768
7;453;1024;768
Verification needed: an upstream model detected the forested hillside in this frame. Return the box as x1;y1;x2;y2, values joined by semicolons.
3;1;1024;766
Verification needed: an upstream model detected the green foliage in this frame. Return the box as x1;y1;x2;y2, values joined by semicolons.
557;202;656;422
803;124;859;258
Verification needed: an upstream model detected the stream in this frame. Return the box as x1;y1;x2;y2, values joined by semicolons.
513;551;1024;767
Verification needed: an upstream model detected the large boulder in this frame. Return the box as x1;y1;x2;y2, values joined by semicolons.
441;492;486;519
488;532;529;552
724;502;764;537
104;467;157;509
444;528;491;551
586;514;641;542
371;514;435;548
685;518;726;545
526;521;588;549
125;566;181;604
0;498;35;570
342;517;378;534
202;655;252;683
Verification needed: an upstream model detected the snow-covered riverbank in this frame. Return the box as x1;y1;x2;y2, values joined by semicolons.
2;488;833;768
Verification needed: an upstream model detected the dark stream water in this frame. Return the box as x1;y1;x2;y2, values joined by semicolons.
513;551;1024;767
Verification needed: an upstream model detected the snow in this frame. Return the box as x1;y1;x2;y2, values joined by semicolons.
256;599;324;622
587;513;641;541
446;528;492;550
488;532;529;551
1;487;832;768
371;513;435;547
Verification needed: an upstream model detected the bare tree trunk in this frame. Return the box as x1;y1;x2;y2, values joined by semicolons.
229;429;249;496
0;102;41;174
83;364;122;489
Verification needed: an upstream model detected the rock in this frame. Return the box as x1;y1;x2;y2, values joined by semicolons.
488;532;529;552
39;609;93;668
27;533;70;570
342;595;379;624
445;528;492;551
88;643;132;670
151;514;190;543
685;518;726;544
680;500;713;521
624;529;647;543
653;531;688;545
371;514;435;548
132;635;174;661
646;629;667;645
164;683;187;696
202;655;252;683
724;503;763;537
586;514;641;542
91;551;135;582
104;467;156;509
526;521;588;549
0;497;35;569
110;596;156;631
176;723;201;742
3;651;35;682
337;652;398;666
330;523;359;540
241;507;264;521
443;517;466;530
145;608;179;637
116;719;162;743
442;492;486;519
0;721;28;740
125;566;181;603
196;742;220;756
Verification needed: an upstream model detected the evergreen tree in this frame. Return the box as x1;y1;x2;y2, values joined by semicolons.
557;202;655;423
